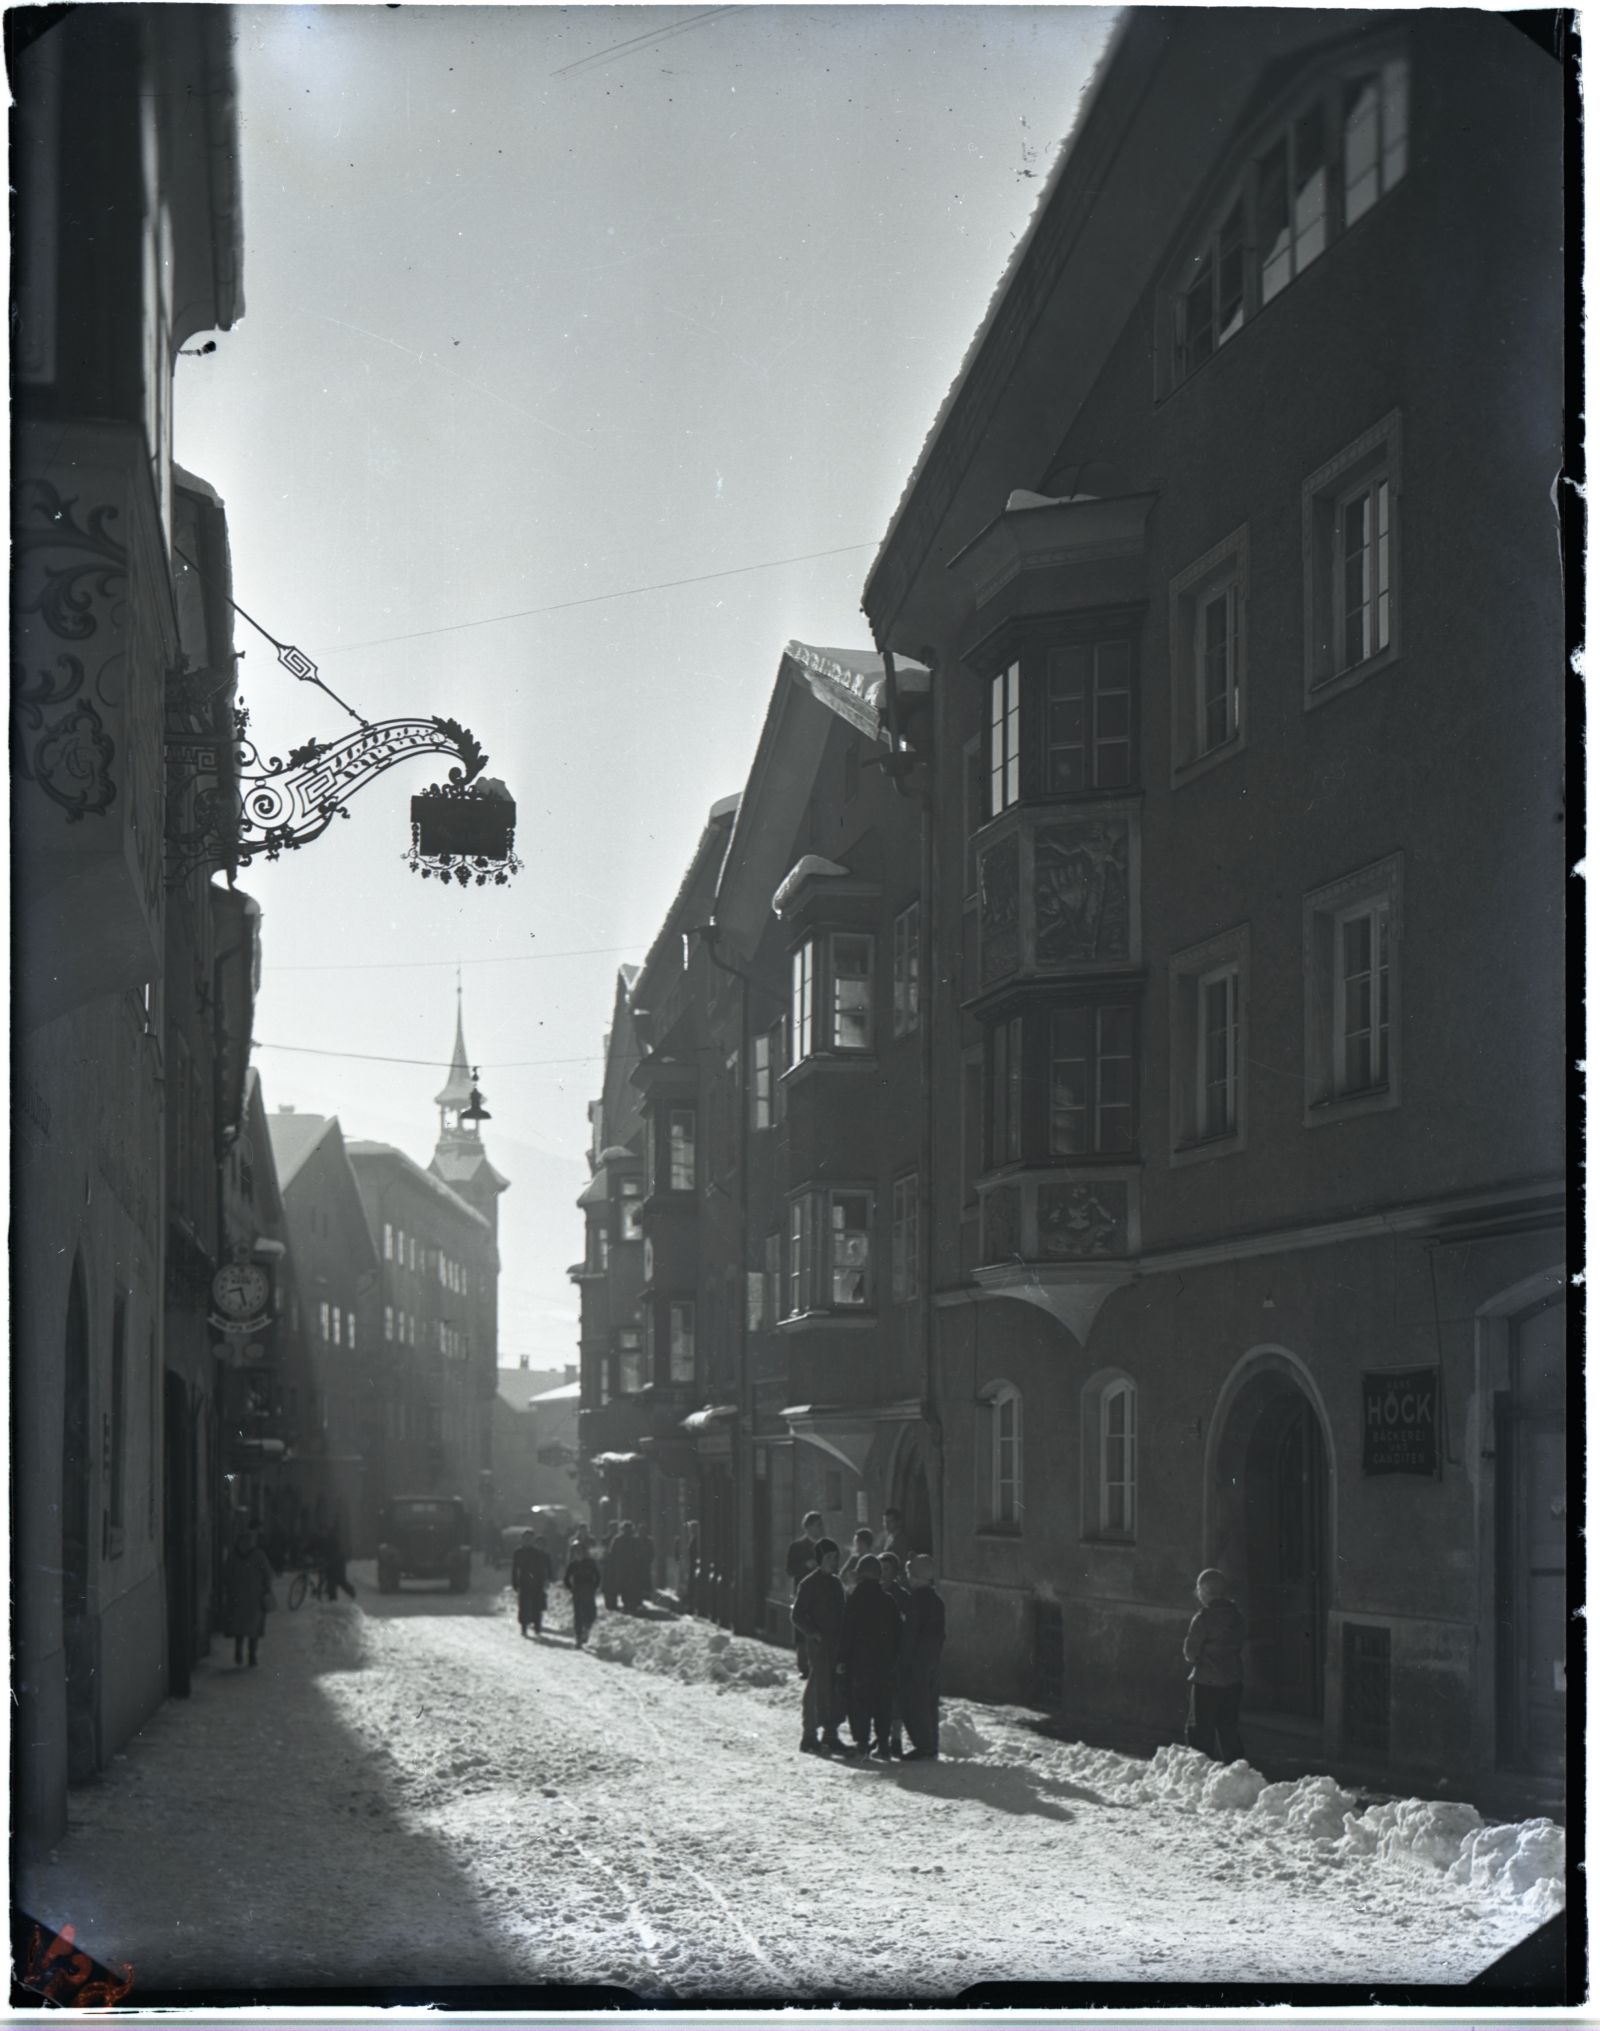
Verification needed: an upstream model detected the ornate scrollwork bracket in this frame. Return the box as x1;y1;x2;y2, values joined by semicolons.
164;712;504;883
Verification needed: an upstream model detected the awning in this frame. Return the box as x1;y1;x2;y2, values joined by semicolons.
680;1404;739;1434
590;1450;645;1469
780;1400;924;1476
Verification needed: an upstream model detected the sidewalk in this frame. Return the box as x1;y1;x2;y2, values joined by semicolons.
15;1598;516;1998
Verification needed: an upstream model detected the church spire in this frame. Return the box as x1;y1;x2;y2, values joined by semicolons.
434;973;475;1124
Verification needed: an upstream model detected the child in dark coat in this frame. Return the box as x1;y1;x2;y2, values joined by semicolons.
565;1539;602;1648
839;1555;904;1758
1183;1567;1246;1763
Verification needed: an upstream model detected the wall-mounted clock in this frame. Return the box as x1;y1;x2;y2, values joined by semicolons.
212;1261;270;1322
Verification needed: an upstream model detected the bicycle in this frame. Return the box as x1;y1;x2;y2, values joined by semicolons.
286;1564;332;1611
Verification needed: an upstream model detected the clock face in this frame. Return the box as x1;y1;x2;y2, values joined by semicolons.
213;1262;270;1320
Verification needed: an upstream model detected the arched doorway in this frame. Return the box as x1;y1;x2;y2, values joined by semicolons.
889;1428;936;1562
62;1260;97;1779
1211;1359;1331;1721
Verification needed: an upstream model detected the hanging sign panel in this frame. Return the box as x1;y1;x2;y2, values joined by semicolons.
1361;1365;1441;1477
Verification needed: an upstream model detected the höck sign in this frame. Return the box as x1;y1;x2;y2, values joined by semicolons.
1361;1366;1441;1478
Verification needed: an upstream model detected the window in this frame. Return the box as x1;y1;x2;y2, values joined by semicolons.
1335;901;1391;1096
986;1001;1140;1170
1044;641;1133;793
1303;412;1401;702
891;1173;919;1303
962;1049;983;1209
787;1196;814;1318
892;904;921;1036
1168;54;1408;389
785;1188;873;1313
989;662;1021;815
332;1308;342;1347
988;1015;1023;1167
1198;967;1239;1140
1303;855;1402;1122
346;1311;357;1352
667;1108;696;1193
751;1030;773;1130
1098;1381;1137;1538
791;938;816;1061
617;1329;643;1396
384;1305;394;1341
830;933;874;1051
1048;1004;1135;1156
409;1236;417;1271
1170;528;1248;777
669;1302;695;1384
384;1222;393;1261
319;1301;331;1343
1170;925;1249;1160
763;1231;781;1329
978;1383;1023;1531
619;1176;643;1241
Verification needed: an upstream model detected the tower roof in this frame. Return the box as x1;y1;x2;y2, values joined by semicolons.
434;986;475;1110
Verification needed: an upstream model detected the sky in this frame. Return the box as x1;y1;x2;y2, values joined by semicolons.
175;3;1118;1372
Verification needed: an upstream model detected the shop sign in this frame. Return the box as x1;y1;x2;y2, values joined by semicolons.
1361;1365;1440;1477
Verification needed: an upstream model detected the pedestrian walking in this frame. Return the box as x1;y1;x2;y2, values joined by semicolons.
565;1537;602;1648
615;1520;646;1612
1183;1567;1246;1763
791;1537;847;1754
637;1527;656;1604
319;1519;357;1602
897;1552;945;1760
839;1554;904;1759
683;1518;702;1615
600;1525;622;1611
877;1552;911;1754
785;1511;825;1674
510;1530;551;1638
221;1524;277;1669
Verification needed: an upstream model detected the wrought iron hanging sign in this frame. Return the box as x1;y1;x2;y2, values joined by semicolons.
162;563;522;888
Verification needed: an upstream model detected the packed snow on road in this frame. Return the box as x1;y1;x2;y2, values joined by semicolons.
20;1572;1563;2001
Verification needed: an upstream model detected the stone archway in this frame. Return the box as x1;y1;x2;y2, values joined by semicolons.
886;1424;938;1564
1208;1352;1334;1722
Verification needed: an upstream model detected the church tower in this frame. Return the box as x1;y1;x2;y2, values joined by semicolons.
430;982;509;1234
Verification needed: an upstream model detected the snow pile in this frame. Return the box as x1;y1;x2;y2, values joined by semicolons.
588;1614;789;1691
939;1710;992;1758
1336;1796;1484;1871
1252;1772;1359;1841
1448;1818;1567;1920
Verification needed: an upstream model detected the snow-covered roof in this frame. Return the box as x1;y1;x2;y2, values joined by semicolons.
863;11;1129;613
266;1109;335;1189
496;1365;570;1411
345;1140;491;1229
529;1379;581;1405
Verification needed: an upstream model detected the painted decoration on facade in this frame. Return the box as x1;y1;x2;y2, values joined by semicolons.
1035;818;1131;965
982;1184;1021;1262
1037;1179;1128;1259
1361;1366;1440;1476
979;834;1020;983
12;480;127;820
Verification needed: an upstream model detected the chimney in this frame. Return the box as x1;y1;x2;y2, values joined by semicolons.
519;1355;529;1370
278;1103;296;1113
564;1364;577;1384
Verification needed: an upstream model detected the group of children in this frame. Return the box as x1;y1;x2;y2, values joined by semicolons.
787;1512;946;1762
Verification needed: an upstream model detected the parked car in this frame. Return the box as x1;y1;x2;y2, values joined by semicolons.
376;1495;473;1593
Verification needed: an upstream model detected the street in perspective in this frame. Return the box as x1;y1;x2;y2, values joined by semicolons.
10;1;1573;2009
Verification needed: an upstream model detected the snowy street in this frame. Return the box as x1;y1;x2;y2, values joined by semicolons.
19;1569;1563;2003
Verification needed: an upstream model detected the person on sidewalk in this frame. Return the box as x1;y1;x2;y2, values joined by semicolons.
839;1528;876;1592
839;1554;904;1759
1183;1567;1246;1763
876;1507;908;1564
791;1538;847;1754
897;1553;946;1760
877;1552;912;1755
565;1537;602;1649
221;1525;277;1669
319;1519;357;1603
510;1530;551;1638
785;1511;825;1675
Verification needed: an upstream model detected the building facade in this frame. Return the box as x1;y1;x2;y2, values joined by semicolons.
572;10;1565;1815
11;7;247;1849
347;1005;507;1525
860;10;1565;1810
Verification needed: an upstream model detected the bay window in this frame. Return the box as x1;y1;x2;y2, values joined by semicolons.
784;1187;874;1314
985;997;1140;1170
788;932;877;1063
980;623;1141;815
